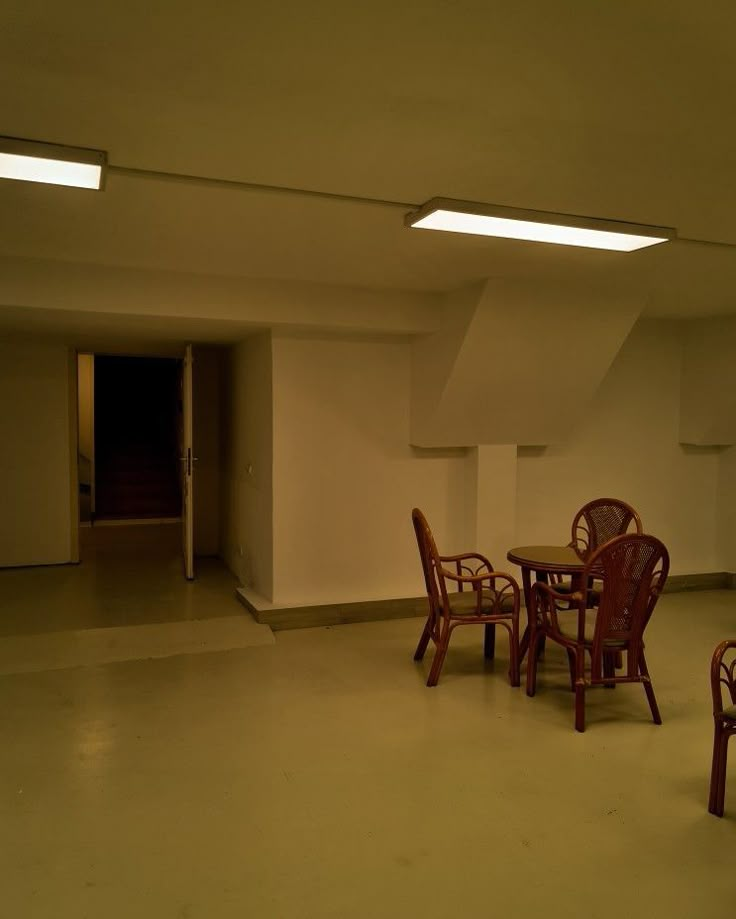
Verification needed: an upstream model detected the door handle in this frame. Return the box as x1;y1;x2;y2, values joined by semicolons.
178;449;199;476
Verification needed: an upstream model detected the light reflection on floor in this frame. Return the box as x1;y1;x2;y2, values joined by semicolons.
1;587;735;917
0;524;250;636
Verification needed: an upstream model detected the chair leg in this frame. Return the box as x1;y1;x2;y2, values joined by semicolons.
709;722;726;816
603;652;616;689
710;727;730;817
525;629;544;697
484;623;496;660
574;648;586;732
574;684;586;732
508;619;520;688
639;651;662;725
426;628;450;687
715;733;731;817
413;618;432;661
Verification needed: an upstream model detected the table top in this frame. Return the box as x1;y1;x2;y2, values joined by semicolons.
506;544;587;573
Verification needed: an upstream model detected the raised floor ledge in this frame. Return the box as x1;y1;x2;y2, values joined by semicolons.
237;571;736;631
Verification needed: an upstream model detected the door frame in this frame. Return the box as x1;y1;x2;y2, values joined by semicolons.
70;345;191;576
68;349;80;563
182;343;195;580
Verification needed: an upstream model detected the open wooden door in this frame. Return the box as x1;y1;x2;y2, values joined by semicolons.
181;344;195;580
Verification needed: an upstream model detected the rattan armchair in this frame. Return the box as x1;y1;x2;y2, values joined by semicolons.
708;640;736;817
552;498;644;603
412;508;520;688
571;498;643;554
526;533;669;732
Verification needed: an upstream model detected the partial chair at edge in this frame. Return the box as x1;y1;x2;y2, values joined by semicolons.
412;508;520;688
708;640;736;817
526;533;669;732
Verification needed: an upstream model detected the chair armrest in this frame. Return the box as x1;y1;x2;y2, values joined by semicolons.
438;567;516;587
440;551;494;567
438;568;520;612
440;552;495;588
533;581;585;605
532;581;586;636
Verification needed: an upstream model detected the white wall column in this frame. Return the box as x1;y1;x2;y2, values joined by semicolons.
717;446;736;573
0;339;74;567
464;445;517;571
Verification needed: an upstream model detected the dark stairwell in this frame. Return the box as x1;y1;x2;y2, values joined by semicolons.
94;355;182;520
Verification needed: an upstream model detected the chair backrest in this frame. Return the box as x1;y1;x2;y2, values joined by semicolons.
711;640;736;716
571;498;643;556
412;508;447;625
583;533;669;678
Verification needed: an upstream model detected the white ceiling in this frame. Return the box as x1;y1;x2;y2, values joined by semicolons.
2;0;736;323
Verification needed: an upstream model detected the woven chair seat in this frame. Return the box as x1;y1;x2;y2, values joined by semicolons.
720;706;736;722
448;589;515;617
555;608;627;648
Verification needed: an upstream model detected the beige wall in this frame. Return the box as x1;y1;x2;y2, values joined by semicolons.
0;255;439;337
717;447;736;572
464;445;518;575
268;319;725;608
516;319;722;575
220;334;274;598
222;317;728;608
412;280;641;446
680;317;736;445
0;339;73;567
271;336;469;605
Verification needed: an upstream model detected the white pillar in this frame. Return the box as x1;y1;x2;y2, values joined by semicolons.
718;446;736;573
464;445;517;571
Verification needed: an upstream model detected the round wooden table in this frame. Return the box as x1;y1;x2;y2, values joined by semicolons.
506;545;589;662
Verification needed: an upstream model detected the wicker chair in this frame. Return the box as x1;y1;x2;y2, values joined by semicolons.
552;498;644;601
412;508;520;688
526;533;669;732
571;498;643;554
708;640;736;817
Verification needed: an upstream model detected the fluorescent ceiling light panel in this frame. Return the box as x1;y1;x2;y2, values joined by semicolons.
406;198;675;252
0;137;106;190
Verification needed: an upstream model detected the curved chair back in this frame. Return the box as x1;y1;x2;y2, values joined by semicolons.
711;640;736;716
583;533;668;679
571;498;642;556
412;508;445;629
709;640;736;815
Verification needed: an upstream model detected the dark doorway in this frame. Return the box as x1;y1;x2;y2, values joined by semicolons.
94;356;182;520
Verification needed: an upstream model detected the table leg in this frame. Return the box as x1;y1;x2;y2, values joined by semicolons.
535;571;548;659
484;622;496;659
519;568;548;664
519;565;533;662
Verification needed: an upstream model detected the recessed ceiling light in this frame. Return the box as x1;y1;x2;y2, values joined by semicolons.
0;136;106;190
406;198;675;252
